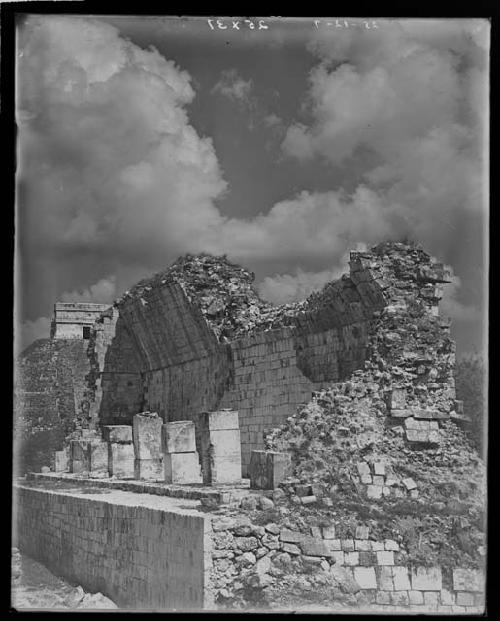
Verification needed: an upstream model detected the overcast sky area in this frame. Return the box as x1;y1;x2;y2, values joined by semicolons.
15;16;489;357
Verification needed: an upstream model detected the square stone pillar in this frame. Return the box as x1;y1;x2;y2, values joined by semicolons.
52;448;69;473
70;440;90;473
194;410;242;485
249;450;292;490
162;421;202;484
132;413;163;480
88;441;108;473
104;425;134;479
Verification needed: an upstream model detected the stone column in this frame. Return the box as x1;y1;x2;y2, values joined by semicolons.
103;425;134;478
162;421;202;484
195;410;242;485
132;413;163;480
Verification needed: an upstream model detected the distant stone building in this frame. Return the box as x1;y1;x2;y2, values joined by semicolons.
50;302;111;340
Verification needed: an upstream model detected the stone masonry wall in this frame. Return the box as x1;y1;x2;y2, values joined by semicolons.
209;513;485;613
81;261;386;476
220;319;373;473
14;484;213;610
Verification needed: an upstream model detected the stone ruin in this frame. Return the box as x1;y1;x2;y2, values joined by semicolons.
14;241;486;612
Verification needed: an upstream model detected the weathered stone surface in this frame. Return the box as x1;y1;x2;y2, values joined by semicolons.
102;425;132;444
164;451;202;484
162;421;196;454
392;566;411;590
300;538;331;557
52;450;68;472
354;567;377;589
108;442;134;478
376;551;394;566
411;566;442;591
132;413;163;460
249;450;292;490
70;440;90;472
322;525;336;540
88;441;108;472
134;458;163;480
280;529;304;544
452;568;484;592
203;410;239;431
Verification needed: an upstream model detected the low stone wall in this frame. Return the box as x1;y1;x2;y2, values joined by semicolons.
13;484;213;610
210;515;485;613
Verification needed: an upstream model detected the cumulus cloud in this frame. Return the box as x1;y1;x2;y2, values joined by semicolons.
282;20;489;255
60;276;116;303
211;68;254;103
440;276;482;322
17;15;228;304
258;244;366;304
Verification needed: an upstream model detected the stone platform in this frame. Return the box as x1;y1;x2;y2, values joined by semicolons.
25;472;251;505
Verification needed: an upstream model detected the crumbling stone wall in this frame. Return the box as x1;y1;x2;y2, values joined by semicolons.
14;338;91;473
76;254;386;474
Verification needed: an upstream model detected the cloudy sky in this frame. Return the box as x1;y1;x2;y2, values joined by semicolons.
15;16;489;355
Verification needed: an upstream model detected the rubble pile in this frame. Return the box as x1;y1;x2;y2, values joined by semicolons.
117;253;307;342
264;241;485;567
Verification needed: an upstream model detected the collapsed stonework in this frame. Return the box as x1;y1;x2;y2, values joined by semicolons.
69;250;387;473
14;241;486;611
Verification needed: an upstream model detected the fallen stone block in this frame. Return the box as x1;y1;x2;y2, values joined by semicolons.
134;458;163;480
102;425;132;444
108;443;134;478
162;421;196;454
133;413;163;460
164;451;202;484
388;388;407;410
249;450;292;490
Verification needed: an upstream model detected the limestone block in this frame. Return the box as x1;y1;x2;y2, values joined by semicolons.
452;568;484;592
88;441;108;472
456;592;474;606
102;425;132;444
210;452;242;485
280;529;305;544
411;566;442;591
249;450;292;490
52;450;68;472
133;413;163;460
300;538;331;557
203;410;239;431
108;443;134;478
164;452;202;484
392;566;411;590
70;440;90;472
162;421;196;454
376;551;394;565
134;458;163;481
388;388;407;410
391;409;412;418
354;567;377;589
